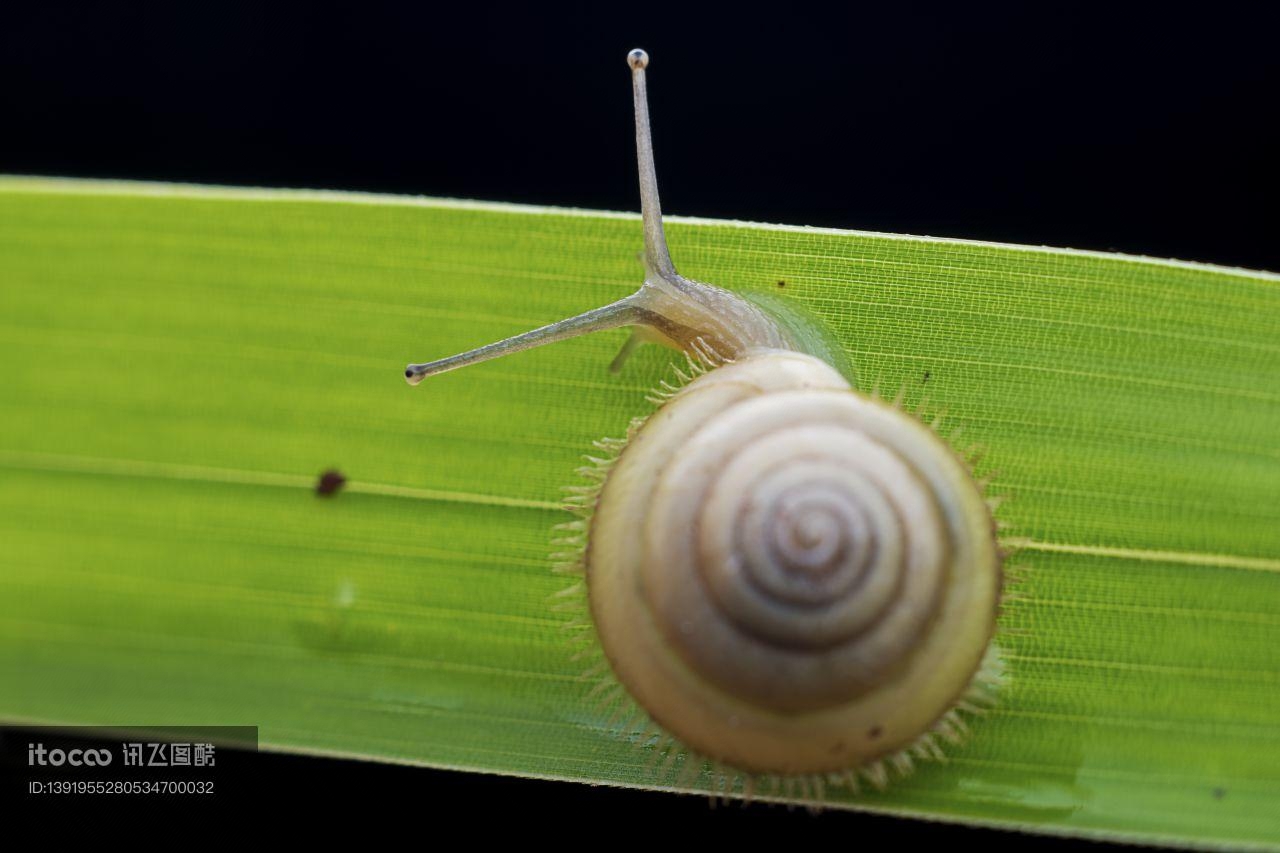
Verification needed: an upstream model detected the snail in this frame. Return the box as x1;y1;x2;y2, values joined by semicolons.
405;49;1005;792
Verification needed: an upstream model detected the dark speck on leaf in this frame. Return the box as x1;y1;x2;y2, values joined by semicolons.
922;371;931;383
1212;787;1226;799
316;469;347;497
776;280;787;288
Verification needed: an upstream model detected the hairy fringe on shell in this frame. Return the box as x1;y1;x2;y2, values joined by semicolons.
549;354;1025;806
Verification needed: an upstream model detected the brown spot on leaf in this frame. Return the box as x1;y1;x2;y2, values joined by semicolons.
776;279;787;288
316;469;347;497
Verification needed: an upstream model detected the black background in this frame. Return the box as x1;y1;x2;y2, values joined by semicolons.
3;3;1277;269
1;2;1272;844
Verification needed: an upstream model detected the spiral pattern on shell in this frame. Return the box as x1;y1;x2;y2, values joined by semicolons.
588;351;1001;776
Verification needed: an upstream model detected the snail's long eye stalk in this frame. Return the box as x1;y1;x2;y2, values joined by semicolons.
404;48;680;386
628;48;676;280
404;297;640;385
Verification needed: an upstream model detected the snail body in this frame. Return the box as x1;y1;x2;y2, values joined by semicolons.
406;49;1003;787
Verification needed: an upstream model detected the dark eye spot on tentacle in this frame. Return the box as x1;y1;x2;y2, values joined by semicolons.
867;725;883;740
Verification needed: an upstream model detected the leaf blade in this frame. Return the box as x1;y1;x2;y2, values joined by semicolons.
1;178;1277;848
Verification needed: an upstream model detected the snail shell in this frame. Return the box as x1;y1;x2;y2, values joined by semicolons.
589;352;999;774
406;49;1004;784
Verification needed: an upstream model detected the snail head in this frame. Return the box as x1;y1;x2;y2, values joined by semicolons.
404;49;796;387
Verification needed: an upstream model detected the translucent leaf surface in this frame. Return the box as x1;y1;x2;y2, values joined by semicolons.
1;178;1277;848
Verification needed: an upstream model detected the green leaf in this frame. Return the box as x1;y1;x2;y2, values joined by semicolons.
1;177;1277;848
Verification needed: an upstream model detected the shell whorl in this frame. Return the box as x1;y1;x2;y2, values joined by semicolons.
588;352;1001;775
